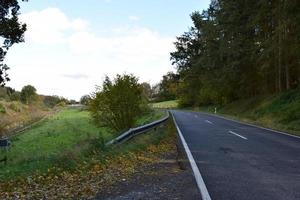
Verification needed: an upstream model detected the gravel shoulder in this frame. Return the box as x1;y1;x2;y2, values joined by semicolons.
94;151;200;200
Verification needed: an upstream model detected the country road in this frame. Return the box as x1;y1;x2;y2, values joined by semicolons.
172;110;300;200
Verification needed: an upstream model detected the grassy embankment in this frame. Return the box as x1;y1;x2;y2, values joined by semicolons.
0;107;167;180
0;100;52;136
0;107;173;199
197;88;300;136
153;88;300;136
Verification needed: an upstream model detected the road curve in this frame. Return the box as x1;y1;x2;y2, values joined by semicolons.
172;110;300;200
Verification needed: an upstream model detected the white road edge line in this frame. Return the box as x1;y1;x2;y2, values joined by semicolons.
172;113;212;200
195;111;300;140
205;120;213;125
228;131;248;140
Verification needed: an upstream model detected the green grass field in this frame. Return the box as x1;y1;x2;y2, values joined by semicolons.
0;108;106;179
0;108;167;180
151;100;178;109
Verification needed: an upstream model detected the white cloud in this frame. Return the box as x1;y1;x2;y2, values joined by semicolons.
63;73;89;79
6;8;175;100
70;19;89;31
129;16;140;21
20;8;89;45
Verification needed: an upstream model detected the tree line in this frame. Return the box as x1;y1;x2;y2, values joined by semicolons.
169;0;299;106
0;85;72;107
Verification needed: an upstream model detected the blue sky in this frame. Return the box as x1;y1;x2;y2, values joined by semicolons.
7;0;211;100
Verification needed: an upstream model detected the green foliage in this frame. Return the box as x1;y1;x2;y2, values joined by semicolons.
140;82;152;100
0;87;9;100
56;101;66;107
8;101;22;112
10;91;21;101
89;74;149;132
170;0;300;107
0;102;6;114
80;95;91;105
255;88;300;123
0;0;27;85
134;110;165;126
43;95;66;108
20;85;37;104
155;72;179;102
69;99;77;104
209;88;300;135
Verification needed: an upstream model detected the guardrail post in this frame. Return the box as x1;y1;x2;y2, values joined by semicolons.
0;138;10;165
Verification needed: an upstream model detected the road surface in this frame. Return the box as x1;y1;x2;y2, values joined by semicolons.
172;110;300;200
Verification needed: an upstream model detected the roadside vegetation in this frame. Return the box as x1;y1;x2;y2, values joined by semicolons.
151;100;178;109
0;106;166;179
0;73;168;198
89;74;150;133
151;0;300;136
197;88;300;136
0;106;171;199
0;85;71;138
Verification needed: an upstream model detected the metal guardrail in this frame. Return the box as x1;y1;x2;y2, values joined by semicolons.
106;111;170;145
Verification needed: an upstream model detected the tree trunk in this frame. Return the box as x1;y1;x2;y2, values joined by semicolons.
283;0;290;90
278;0;283;93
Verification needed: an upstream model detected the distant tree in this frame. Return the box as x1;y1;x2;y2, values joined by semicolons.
0;87;8;100
0;86;17;100
89;74;148;132
69;99;77;105
20;85;37;104
5;86;15;96
80;95;91;105
10;91;21;101
140;82;152;100
43;95;64;108
158;72;180;101
0;0;27;86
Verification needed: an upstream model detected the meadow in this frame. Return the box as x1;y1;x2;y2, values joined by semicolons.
0;107;166;180
151;100;178;109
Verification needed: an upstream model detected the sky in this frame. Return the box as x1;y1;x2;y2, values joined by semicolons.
5;0;211;100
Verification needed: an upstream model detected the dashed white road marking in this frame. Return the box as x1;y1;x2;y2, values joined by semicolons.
195;115;198;118
229;131;248;140
198;111;300;140
205;120;213;125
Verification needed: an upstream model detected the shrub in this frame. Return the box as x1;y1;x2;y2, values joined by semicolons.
43;95;64;108
56;101;66;107
9;101;22;112
89;74;149;133
0;102;6;114
20;85;37;104
10;91;21;101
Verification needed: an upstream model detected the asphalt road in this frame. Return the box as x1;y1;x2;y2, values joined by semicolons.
172;110;300;200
